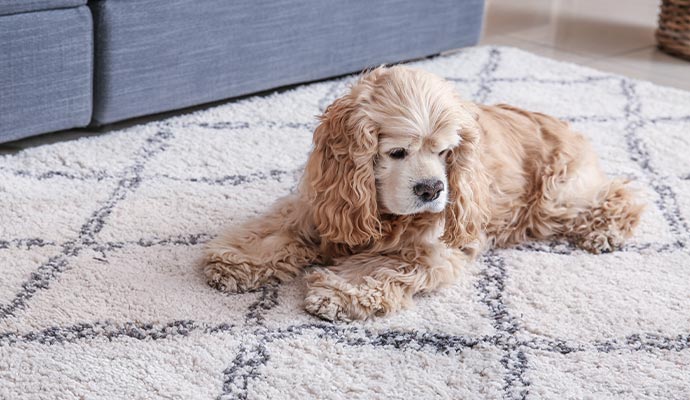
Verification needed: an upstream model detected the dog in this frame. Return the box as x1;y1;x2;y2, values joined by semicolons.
202;66;643;322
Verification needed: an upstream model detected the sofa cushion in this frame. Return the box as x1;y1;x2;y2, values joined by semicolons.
0;6;92;143
0;0;86;17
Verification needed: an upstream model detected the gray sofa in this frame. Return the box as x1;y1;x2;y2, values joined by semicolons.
0;0;485;143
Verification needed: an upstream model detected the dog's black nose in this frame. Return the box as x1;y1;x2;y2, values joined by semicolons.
414;180;444;202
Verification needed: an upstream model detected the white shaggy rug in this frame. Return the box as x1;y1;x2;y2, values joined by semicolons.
1;46;689;399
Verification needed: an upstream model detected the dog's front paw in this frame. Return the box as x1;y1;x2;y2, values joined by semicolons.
203;260;265;293
304;289;351;322
304;270;389;322
577;230;624;254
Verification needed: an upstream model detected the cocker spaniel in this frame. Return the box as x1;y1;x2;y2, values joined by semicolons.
203;66;643;322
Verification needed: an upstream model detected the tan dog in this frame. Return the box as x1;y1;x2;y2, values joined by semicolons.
203;66;643;322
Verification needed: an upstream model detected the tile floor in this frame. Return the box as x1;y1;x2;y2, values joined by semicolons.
1;0;688;152
481;0;689;90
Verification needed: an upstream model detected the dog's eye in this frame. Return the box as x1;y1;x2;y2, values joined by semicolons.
389;148;407;159
439;149;450;157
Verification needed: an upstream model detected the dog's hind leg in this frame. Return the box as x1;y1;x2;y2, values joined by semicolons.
533;150;644;253
203;195;321;293
563;178;644;253
303;245;467;321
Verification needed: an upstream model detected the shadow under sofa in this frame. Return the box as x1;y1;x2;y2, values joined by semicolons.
0;0;485;144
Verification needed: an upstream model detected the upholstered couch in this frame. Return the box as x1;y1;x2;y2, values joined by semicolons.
0;0;485;143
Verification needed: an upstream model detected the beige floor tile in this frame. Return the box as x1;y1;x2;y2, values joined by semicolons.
494;0;660;58
482;0;553;38
585;47;690;90
482;0;689;91
594;46;690;80
480;34;591;64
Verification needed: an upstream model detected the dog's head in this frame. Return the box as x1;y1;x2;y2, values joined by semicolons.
303;66;489;248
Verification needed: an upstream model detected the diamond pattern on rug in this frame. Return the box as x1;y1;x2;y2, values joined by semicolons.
504;249;690;341
524;349;690;398
0;246;59;306
1;327;241;399
1;46;689;399
247;331;505;400
0;174;117;242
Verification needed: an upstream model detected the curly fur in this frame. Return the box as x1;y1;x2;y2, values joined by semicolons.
203;66;644;321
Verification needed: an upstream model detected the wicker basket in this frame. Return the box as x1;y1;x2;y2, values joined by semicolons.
656;0;690;60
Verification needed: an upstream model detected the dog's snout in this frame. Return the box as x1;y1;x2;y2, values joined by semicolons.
413;180;444;202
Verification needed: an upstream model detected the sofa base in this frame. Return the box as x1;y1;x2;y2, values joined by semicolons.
0;6;92;143
91;0;484;125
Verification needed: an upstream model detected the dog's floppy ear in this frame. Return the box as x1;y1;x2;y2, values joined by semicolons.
441;103;490;248
302;75;382;247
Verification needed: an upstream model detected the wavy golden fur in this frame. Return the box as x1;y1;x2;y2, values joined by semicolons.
203;66;643;321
